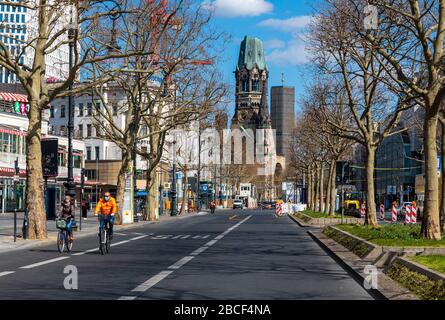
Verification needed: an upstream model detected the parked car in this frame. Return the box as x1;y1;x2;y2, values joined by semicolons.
233;199;244;209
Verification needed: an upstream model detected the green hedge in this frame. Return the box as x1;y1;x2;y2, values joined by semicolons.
386;261;445;300
323;226;373;258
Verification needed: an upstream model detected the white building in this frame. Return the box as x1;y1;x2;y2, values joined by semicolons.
0;1;70;83
0;84;85;213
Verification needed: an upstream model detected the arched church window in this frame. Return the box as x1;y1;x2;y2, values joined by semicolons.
252;80;259;92
242;79;249;92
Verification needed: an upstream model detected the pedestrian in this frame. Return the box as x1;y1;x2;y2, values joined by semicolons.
81;197;88;220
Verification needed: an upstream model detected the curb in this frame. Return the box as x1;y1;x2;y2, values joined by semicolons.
308;229;418;300
287;213;311;228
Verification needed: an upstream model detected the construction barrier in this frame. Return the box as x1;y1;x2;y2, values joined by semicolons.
411;203;417;224
275;204;283;217
380;204;385;220
360;203;366;218
392;204;397;222
405;205;411;224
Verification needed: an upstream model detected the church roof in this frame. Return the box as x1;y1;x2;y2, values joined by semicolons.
237;36;267;71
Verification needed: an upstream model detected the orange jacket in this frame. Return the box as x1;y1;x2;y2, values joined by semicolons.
95;197;117;215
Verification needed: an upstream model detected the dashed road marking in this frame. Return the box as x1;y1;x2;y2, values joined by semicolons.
20;257;70;269
0;271;15;277
120;215;252;299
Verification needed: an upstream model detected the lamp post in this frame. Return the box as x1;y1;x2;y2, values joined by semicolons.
64;12;76;198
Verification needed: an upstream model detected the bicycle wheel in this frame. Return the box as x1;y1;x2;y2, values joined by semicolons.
106;233;111;254
57;231;65;253
99;229;106;255
66;234;73;252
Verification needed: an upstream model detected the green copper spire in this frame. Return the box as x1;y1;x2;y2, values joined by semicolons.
237;36;267;71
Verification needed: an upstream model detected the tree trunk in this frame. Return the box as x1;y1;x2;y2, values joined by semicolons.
307;168;312;210
145;170;158;221
114;150;131;225
311;167;316;210
365;145;377;226
325;161;332;215
320;163;325;213
440;120;445;233
328;159;336;216
422;112;442;240
26;103;46;239
315;163;320;212
179;169;188;215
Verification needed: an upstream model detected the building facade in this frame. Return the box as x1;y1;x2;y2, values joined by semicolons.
270;86;295;158
0;1;70;83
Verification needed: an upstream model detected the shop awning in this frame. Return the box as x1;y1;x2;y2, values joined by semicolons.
0;92;28;102
0;127;26;136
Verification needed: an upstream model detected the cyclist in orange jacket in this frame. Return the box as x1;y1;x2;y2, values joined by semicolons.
95;192;117;240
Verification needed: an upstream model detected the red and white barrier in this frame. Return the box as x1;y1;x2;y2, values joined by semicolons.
392;204;397;222
360;203;366;218
380;204;385;220
411;204;417;224
405;205;411;224
275;204;282;217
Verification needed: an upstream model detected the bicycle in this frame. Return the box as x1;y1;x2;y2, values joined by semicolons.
56;218;73;253
98;214;112;255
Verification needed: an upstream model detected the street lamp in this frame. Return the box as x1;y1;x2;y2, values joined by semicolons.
64;9;77;198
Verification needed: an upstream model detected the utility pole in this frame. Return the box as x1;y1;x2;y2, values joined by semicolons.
64;16;76;199
196;124;202;212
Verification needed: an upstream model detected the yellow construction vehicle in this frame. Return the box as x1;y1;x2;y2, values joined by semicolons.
344;192;361;217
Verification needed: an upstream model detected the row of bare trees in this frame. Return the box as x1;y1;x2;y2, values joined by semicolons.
291;0;445;239
3;0;226;239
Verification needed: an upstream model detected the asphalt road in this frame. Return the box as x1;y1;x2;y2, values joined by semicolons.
0;209;372;300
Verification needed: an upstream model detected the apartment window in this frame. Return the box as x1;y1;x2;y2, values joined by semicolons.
87;124;92;137
78;124;83;138
95;146;100;160
78;103;83;116
86;147;91;161
50;105;54;118
60;105;65;118
60;126;66;135
87;103;92;116
112;105;118;116
95;102;101;111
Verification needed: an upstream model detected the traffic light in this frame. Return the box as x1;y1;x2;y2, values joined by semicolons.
14;158;19;175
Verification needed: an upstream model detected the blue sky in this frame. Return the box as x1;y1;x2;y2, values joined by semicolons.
204;0;318;116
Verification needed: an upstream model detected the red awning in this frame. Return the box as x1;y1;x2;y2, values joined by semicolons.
0;127;26;136
0;92;28;102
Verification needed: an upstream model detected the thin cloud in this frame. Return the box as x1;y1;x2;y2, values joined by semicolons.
264;39;286;50
266;38;310;66
203;0;273;18
258;16;312;32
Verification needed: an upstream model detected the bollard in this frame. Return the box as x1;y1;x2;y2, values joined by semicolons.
392;203;397;223
22;209;28;240
14;209;17;242
405;205;411;224
380;204;385;221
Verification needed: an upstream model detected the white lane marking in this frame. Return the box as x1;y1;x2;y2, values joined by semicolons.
132;232;145;235
168;256;194;270
20;257;70;269
192;235;210;239
131;270;173;292
130;235;148;241
120;215;252;300
0;271;15;277
114;233;128;236
118;296;137;300
190;246;208;256
111;240;131;247
214;235;224;240
72;248;97;256
204;239;218;247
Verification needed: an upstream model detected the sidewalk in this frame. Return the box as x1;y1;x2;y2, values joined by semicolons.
0;209;206;254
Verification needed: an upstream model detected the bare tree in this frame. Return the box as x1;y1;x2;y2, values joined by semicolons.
0;0;154;239
310;0;411;226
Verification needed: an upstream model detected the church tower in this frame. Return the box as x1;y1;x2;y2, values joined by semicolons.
232;36;271;131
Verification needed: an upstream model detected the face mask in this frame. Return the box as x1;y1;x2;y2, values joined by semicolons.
104;197;109;201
